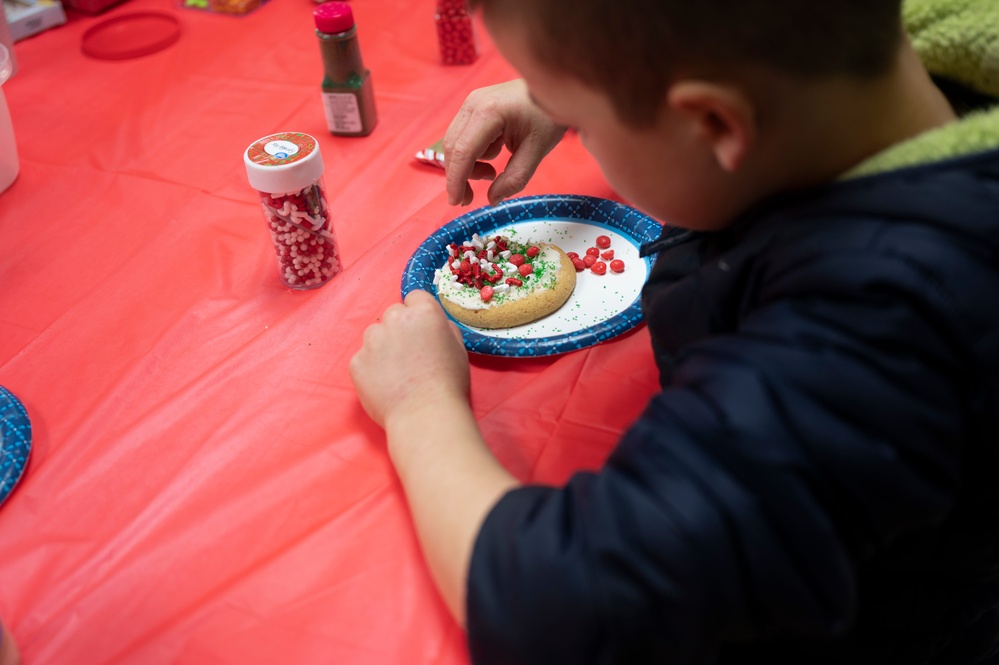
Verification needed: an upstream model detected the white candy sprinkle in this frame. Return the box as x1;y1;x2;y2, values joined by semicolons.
500;250;511;259
464;250;475;260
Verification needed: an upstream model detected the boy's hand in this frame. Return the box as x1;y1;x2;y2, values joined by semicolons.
352;292;518;626
443;79;567;207
350;290;470;430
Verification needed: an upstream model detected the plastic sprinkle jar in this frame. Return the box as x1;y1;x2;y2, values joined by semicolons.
435;0;478;65
243;132;342;290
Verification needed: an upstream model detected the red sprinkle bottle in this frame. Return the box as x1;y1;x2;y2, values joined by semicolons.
243;132;342;290
435;0;478;65
315;2;377;137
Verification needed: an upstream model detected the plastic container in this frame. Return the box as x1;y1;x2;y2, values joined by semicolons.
0;44;18;195
314;2;377;137
0;8;16;75
179;0;263;16
243;133;342;290
0;621;20;665
435;0;477;65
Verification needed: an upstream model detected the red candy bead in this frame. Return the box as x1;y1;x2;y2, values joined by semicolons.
591;261;607;275
600;249;614;260
596;235;611;249
610;259;625;273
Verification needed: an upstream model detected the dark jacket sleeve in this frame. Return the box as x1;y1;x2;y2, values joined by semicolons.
466;253;970;665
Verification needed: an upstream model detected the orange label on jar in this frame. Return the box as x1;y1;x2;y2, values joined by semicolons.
246;132;317;167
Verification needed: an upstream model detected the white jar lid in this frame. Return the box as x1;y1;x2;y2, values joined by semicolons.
244;132;325;194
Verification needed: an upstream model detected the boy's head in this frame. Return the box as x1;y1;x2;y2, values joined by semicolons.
473;0;921;230
471;0;905;128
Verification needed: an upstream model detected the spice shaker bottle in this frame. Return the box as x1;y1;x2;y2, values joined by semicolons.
435;0;478;65
243;132;342;290
314;2;377;137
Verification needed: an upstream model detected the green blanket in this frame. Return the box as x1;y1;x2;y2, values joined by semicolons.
845;0;999;178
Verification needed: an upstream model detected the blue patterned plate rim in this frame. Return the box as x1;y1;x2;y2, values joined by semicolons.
401;194;662;356
0;386;32;508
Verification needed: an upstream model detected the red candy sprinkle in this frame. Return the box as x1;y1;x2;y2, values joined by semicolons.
610;259;625;273
480;285;494;302
600;249;615;260
509;254;526;267
526;245;540;258
571;258;586;272
585;247;600;257
583;255;597;268
596;235;611;249
505;277;523;287
566;251;579;259
518;264;533;276
591;261;607;275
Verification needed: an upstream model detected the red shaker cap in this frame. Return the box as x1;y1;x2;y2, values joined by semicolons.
314;2;355;34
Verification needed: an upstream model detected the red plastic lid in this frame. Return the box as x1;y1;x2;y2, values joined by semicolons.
81;11;181;60
314;2;354;34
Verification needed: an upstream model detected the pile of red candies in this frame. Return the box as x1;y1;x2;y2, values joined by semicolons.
567;235;626;275
435;0;478;65
257;183;342;289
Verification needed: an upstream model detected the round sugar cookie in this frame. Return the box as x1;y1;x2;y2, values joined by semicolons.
436;242;577;329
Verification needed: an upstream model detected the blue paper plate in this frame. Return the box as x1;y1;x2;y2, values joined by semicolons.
0;386;31;507
401;194;662;356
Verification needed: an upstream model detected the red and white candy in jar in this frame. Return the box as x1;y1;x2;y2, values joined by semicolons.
243;132;342;290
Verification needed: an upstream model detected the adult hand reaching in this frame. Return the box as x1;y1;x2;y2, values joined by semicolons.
443;79;567;207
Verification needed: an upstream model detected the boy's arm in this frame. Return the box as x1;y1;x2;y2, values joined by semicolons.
384;397;518;624
349;291;518;624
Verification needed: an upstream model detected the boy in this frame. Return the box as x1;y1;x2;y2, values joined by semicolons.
350;0;999;662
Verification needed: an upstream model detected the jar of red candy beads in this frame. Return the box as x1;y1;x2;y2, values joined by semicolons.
435;0;478;65
243;132;342;290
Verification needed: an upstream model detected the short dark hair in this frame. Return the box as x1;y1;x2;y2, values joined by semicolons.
472;0;905;127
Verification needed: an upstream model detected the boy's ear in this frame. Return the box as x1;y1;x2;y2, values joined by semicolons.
667;81;756;172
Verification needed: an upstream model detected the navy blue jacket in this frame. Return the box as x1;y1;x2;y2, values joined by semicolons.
466;148;999;664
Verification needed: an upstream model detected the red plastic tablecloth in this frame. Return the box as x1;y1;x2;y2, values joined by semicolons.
0;1;661;662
